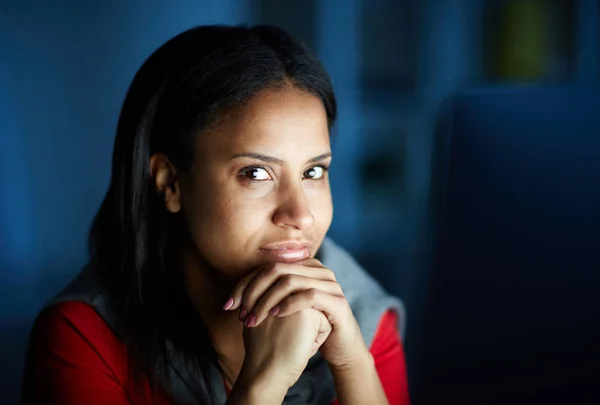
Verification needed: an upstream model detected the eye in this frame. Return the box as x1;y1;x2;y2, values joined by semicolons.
241;167;272;181
303;166;326;180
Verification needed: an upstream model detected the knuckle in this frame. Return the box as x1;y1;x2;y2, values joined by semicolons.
267;262;284;276
336;295;350;311
281;274;295;288
337;295;348;305
307;288;319;300
332;281;343;294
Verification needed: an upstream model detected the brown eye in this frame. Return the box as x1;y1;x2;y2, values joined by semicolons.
303;166;325;180
242;167;271;181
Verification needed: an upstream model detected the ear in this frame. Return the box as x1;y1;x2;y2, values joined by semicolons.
149;153;181;213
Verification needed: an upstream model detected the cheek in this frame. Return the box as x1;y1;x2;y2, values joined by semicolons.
213;199;264;237
189;185;269;251
307;185;333;229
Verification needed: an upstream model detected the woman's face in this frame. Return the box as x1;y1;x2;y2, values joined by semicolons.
179;86;333;280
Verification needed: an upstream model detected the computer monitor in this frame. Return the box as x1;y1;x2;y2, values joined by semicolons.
418;87;600;404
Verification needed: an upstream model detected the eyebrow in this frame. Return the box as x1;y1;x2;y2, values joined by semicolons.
230;152;332;165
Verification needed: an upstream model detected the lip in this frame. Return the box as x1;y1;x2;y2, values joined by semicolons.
259;241;313;263
260;240;313;250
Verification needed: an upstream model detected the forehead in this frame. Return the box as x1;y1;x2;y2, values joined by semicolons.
198;86;331;159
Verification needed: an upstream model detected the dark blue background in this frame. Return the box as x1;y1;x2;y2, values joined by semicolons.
2;1;599;403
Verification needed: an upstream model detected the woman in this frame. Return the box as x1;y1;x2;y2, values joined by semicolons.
22;25;409;405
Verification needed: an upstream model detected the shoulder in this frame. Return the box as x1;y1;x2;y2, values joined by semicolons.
369;310;411;405
371;310;402;353
23;301;129;404
31;301;127;372
24;301;173;405
35;300;111;335
33;263;125;363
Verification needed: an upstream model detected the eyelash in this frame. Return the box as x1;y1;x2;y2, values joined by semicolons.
239;164;330;181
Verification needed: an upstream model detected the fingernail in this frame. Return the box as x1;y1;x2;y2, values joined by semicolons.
270;306;280;316
239;307;247;321
245;314;256;328
222;297;234;310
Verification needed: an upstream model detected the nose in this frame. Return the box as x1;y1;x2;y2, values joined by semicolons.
272;181;314;231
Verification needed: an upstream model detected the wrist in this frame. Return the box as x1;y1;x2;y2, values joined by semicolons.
227;380;286;405
229;363;290;404
328;345;374;374
328;349;388;405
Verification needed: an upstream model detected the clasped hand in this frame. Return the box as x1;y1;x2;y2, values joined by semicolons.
223;257;368;388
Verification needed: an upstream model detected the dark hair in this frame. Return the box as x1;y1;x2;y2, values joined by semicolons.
88;24;337;401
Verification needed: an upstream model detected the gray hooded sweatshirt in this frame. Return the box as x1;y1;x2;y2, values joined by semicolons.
46;237;406;405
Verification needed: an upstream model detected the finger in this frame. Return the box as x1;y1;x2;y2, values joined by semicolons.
223;253;334;311
292;257;335;277
292;256;323;267
312;312;332;355
274;288;350;326
233;261;336;315
249;276;342;327
226;266;266;311
300;258;337;281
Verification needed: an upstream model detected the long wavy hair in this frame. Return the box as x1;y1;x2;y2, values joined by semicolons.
87;24;337;402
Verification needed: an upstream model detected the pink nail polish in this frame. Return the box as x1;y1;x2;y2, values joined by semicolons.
270;306;280;316
245;314;256;328
222;297;234;310
239;308;247;321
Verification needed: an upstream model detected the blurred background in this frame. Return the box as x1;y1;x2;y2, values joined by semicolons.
1;0;599;404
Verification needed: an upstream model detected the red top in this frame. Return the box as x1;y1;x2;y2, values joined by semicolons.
23;302;409;405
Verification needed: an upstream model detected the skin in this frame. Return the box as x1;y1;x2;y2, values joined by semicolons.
150;85;389;405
